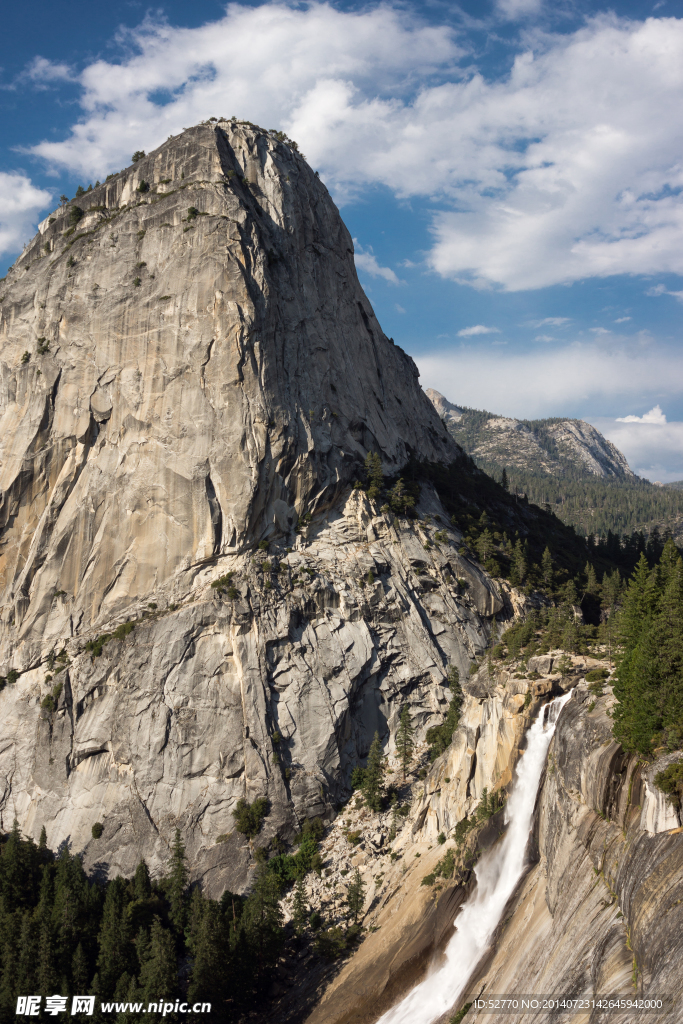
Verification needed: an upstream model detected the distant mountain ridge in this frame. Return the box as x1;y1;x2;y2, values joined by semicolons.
425;390;633;480
426;389;683;543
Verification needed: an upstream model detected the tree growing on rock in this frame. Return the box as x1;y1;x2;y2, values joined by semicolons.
291;877;309;936
364;452;384;501
396;706;415;780
362;732;387;811
426;666;464;761
346;868;366;924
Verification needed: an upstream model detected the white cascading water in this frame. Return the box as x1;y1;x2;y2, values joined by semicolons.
378;691;573;1024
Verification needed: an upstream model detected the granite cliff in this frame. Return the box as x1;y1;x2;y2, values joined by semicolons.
425;391;633;480
0;121;500;890
301;662;683;1024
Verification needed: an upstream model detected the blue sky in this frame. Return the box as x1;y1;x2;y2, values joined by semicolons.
2;0;683;479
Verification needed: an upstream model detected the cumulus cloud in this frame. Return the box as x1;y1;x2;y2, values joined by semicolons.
417;342;683;421
0;173;53;259
617;405;667;424
592;415;683;482
28;3;461;188
457;324;500;337
19;5;683;292
354;243;401;285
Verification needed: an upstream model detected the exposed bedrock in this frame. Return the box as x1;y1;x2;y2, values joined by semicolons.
304;673;682;1024
0;122;497;887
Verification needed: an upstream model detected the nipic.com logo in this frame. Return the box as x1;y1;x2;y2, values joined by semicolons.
15;997;212;1017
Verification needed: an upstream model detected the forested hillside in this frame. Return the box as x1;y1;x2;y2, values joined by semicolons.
426;392;683;543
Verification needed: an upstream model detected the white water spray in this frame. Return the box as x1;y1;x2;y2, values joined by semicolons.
378;692;572;1024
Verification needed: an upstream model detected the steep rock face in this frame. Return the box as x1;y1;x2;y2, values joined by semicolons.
303;666;682;1024
466;687;683;1024
1;121;455;646
0;128;499;888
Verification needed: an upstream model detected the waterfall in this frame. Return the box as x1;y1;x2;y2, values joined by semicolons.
378;691;573;1024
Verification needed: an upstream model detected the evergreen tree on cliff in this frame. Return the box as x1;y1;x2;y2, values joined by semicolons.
362;732;387;812
613;540;683;754
396;707;415;780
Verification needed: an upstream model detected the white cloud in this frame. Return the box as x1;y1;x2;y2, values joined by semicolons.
353;243;401;285
617;404;667;424
534;334;555;342
457;324;500;336
589;327;611;334
417;342;683;421
614;316;632;322
396;304;406;314
18;6;683;292
527;317;572;327
0;173;53;259
591;415;683;482
28;3;461;187
23;57;73;86
647;283;683;301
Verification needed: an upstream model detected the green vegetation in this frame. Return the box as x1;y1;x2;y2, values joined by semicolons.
426;666;463;760
346;867;366;924
0;820;308;1021
654;761;683;808
444;405;683;543
91;822;104;839
451;1003;473;1024
232;797;270;839
132;151;146;162
396;706;415;779
85;621;135;658
351;732;387;811
40;682;63;713
421;846;456;886
612;540;683;755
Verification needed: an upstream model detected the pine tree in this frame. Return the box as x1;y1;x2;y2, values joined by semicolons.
346;868;366;924
96;878;132;997
138;919;178;1004
395;707;415;780
476;529;494;565
364;452;383;501
362;732;386;812
16;912;36;997
240;869;284;977
291;877;308;936
501;468;509;491
36;922;58;999
72;943;89;997
584;561;599;598
167;831;188;935
600;569;622;667
187;903;229;1007
133;860;152;901
425;666;463;761
510;539;528;589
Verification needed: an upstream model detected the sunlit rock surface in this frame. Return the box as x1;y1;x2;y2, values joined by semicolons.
0;122;499;889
